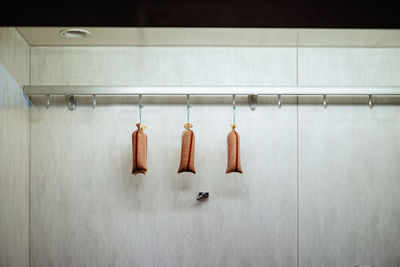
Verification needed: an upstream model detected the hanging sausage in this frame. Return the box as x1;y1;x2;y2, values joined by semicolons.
178;123;196;173
226;123;242;174
132;95;148;175
178;95;196;173
132;123;148;175
226;95;243;174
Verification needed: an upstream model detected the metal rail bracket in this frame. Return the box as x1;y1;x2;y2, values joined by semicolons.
67;95;77;111
248;94;258;111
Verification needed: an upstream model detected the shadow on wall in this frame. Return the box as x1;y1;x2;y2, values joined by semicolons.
0;63;31;108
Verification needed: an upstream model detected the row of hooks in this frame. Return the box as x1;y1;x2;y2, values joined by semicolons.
248;94;375;109
321;94;374;109
43;94;376;111
247;94;374;110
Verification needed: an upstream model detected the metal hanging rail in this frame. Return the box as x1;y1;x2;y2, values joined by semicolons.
23;86;400;96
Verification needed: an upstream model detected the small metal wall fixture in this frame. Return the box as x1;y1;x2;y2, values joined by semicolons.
248;94;258;111
67;95;77;111
196;192;209;201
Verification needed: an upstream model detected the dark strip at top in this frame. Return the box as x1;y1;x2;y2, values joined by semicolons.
2;0;400;28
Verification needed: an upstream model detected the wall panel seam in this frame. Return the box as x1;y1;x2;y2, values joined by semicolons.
28;99;31;267
296;96;299;267
28;42;32;267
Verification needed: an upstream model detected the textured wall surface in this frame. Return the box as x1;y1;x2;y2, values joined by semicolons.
298;48;400;86
30;97;297;267
30;47;297;86
298;98;400;267
0;28;30;267
0;27;30;87
29;46;400;267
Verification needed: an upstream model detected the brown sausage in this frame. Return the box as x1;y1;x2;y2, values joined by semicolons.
132;123;148;175
178;123;196;174
226;124;242;174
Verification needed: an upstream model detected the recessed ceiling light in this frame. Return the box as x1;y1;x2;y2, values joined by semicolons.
59;29;91;38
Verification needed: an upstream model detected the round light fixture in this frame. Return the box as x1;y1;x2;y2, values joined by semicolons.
59;29;91;38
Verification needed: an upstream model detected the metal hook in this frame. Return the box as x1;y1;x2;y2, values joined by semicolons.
186;94;191;108
323;94;328;108
138;94;143;123
278;94;282;108
368;94;374;109
186;94;191;123
46;94;50;109
92;94;96;109
139;94;143;108
232;94;236;124
67;95;77;111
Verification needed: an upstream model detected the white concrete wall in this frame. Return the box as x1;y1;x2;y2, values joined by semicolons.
0;28;30;88
29;46;400;267
30;47;296;86
0;27;30;267
298;48;400;86
298;97;400;267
